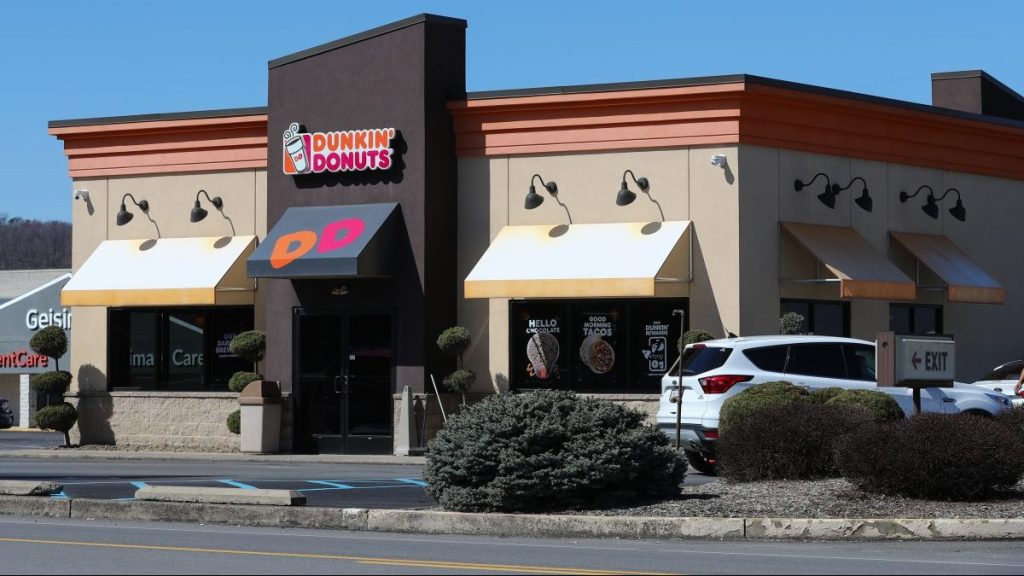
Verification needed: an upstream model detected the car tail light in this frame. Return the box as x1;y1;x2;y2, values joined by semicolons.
703;430;720;440
698;374;753;394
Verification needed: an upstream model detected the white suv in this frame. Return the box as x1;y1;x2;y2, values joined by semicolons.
657;335;1012;474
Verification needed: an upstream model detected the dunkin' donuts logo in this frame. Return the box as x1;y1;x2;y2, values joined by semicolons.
270;218;366;269
283;122;395;175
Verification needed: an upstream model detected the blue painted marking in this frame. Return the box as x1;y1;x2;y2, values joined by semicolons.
307;480;354;490
130;481;149;489
395;478;429;487
217;479;257;490
50;491;68;500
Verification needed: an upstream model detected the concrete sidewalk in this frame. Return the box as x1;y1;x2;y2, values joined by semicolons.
0;448;425;465
0;495;1022;541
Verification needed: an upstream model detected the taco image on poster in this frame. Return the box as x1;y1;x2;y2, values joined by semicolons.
526;332;560;380
580;334;615;374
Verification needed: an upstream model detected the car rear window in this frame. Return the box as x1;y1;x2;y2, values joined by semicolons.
743;345;788;372
679;346;732;376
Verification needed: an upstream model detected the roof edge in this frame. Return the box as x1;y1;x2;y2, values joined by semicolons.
268;13;467;69
48;107;268;129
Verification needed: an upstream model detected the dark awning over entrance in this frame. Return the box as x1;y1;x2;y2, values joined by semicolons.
247;203;400;278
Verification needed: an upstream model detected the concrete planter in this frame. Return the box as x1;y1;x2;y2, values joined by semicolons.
239;381;282;454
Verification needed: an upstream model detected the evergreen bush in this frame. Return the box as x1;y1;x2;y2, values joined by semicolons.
825;389;905;423
29;326;68;369
227;410;241;435
719;402;872;481
35;403;78;447
29;371;72;395
836;413;1024;500
808;387;845;404
779;312;806;335
228;372;263;393
229;330;266;366
424;390;686;512
719;381;809;434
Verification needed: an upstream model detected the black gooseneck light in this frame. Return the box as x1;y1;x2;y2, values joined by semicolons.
190;189;224;223
834;176;873;212
524;173;557;210
794;173;840;209
115;193;149;226
615;169;664;221
899;185;967;222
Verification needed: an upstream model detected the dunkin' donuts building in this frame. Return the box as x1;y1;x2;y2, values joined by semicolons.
50;14;1024;453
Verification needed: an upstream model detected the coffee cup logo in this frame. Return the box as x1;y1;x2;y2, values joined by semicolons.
283;123;310;174
282;121;396;175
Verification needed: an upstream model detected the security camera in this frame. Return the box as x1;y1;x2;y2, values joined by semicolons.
710;154;728;168
73;189;90;202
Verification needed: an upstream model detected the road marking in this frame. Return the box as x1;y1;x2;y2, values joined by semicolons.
0;536;659;575
217;479;257;490
395;478;429;487
130;481;148;489
306;480;353;489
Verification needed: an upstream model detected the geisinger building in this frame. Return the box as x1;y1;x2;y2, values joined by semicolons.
50;14;1022;454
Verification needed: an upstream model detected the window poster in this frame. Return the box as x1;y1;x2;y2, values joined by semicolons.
631;302;684;389
514;303;565;388
574;305;623;390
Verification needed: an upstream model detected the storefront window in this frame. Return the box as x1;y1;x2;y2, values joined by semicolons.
510;299;686;393
890;304;942;335
109;307;253;391
780;299;849;337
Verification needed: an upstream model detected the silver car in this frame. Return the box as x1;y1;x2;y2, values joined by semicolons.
972;360;1024;407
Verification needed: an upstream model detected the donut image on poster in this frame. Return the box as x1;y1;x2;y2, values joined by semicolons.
526;332;560;380
580;334;615;374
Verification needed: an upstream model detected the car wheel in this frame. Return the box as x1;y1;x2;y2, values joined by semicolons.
684;450;718;475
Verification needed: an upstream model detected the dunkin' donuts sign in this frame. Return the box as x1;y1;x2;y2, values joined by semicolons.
283;122;396;175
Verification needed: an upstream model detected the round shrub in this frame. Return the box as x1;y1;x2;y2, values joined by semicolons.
437;326;472;357
30;326;68;362
719;402;872;481
995;406;1024;444
825;389;904;423
29;370;72;394
779;312;806;335
808;387;845;405
35;402;77;447
424;390;687;512
442;369;476;394
684;329;715;345
226;410;241;435
719;381;809;434
228;372;263;393
229;330;266;364
836;412;1024;500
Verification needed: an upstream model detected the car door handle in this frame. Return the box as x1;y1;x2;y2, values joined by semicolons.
943;397;956;403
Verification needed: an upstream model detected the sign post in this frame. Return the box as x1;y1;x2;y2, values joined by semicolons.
672;309;685;450
877;331;955;414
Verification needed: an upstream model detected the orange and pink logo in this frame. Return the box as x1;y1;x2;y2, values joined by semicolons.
283;122;395;175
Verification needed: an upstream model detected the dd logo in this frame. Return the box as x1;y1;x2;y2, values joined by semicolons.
270;218;365;269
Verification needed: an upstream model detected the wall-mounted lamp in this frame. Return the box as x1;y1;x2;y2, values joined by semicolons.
115;193;149;226
899;185;967;222
524;173;558;210
615;169;664;221
834;176;873;212
794;173;839;209
710;154;728;168
189;189;224;223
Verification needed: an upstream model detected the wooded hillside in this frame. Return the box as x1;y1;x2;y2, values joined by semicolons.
0;213;72;269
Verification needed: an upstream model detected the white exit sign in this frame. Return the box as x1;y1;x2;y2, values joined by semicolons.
894;335;956;386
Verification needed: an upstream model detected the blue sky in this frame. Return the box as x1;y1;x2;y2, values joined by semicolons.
3;0;1022;222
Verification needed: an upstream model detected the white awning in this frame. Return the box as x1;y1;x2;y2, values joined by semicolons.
62;236;256;306
464;221;691;299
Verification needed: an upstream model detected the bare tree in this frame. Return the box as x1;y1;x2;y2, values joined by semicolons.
0;212;71;269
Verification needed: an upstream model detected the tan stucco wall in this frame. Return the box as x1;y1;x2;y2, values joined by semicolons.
457;147;740;392
738;144;1023;381
69;169;268;394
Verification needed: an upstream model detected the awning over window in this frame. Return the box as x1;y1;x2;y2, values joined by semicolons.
61;236;256;306
464;221;691;299
781;222;916;301
247;203;399;279
890;232;1004;304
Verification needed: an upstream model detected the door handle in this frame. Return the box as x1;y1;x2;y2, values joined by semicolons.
333;375;349;395
942;397;956;403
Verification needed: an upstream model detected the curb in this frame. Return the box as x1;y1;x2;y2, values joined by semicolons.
0;428;44;433
0;449;426;465
1;496;1022;541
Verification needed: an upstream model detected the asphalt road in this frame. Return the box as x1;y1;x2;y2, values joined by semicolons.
2;515;1024;575
0;430;64;450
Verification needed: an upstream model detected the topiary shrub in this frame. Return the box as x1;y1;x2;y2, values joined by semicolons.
719;381;809;434
228;372;263;393
719;402;872;481
229;330;266;368
35;403;78;447
226;410;241;435
424;390;687;512
436;326;476;405
825;389;905;423
836;413;1024;500
808;387;845;405
29;371;72;395
30;326;68;370
779;312;806;335
995;406;1024;444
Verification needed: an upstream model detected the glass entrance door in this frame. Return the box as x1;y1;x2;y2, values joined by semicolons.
296;312;393;454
